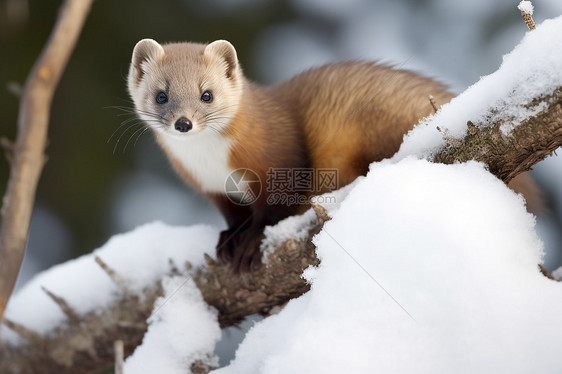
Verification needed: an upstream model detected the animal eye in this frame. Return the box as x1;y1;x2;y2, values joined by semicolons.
156;92;168;104
201;91;213;103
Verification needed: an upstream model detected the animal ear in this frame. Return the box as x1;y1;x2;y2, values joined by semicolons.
129;39;164;85
204;40;240;80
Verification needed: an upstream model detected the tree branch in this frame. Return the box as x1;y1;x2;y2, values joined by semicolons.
1;285;159;374
0;207;325;373
0;0;94;321
433;88;562;183
195;208;325;327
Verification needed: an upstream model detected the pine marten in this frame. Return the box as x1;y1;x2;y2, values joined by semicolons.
127;39;541;272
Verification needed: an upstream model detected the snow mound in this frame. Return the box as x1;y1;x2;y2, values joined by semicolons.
215;158;562;374
124;276;221;373
260;179;361;260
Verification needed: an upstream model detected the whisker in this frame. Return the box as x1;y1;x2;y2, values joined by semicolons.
107;116;159;144
123;125;148;154
116;97;135;105
206;122;226;135
133;127;152;148
201;105;239;119
106;102;167;146
206;126;220;135
204;116;234;122
107;119;138;144
118;116;142;126
113;122;143;154
106;105;166;121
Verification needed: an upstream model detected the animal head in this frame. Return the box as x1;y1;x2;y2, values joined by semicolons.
127;39;243;138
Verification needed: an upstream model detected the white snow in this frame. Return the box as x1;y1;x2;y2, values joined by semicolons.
395;15;562;160
260;179;360;260
518;1;535;15
260;209;317;260
124;276;221;373
2;222;218;343
215;158;562;374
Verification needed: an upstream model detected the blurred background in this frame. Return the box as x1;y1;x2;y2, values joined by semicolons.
1;0;562;315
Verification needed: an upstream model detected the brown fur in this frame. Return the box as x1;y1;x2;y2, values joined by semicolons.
128;39;541;272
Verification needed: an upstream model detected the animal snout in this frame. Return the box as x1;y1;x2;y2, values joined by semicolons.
174;117;193;133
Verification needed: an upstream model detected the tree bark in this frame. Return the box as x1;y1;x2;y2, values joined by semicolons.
0;286;160;374
195;209;324;327
433;88;562;183
0;0;94;321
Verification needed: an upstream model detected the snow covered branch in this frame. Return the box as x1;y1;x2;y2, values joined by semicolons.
0;0;94;321
395;15;562;185
519;1;536;30
432;87;562;183
0;206;327;373
194;204;327;327
0;285;159;374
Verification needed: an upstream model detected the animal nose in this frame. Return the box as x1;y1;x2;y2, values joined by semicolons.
174;118;193;133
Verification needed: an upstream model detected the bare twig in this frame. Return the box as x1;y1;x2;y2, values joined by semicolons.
114;340;124;374
428;94;439;113
518;1;536;31
539;264;556;280
94;256;130;294
0;0;94;321
41;287;80;325
311;202;331;225
204;253;217;268
2;318;41;343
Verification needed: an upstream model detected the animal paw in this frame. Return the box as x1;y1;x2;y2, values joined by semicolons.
216;227;242;263
231;230;265;273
